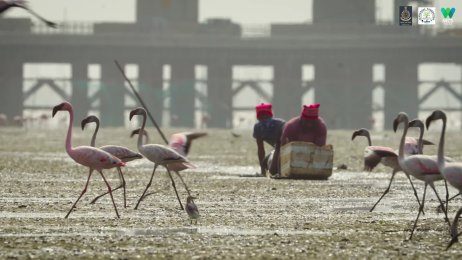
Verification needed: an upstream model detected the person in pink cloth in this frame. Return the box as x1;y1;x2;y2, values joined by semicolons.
269;103;327;176
253;103;286;176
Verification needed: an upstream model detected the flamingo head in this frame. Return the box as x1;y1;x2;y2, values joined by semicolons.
408;119;424;131
393;112;408;133
351;128;369;141
129;107;146;121
130;128;148;138
81;115;99;130
425;110;447;130
52;102;71;118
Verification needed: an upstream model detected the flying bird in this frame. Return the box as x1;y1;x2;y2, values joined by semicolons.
0;0;57;28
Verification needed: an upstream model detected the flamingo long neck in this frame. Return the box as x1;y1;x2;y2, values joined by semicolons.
417;126;424;154
65;108;74;154
437;116;447;170
398;116;409;161
137;112;147;149
90;120;99;147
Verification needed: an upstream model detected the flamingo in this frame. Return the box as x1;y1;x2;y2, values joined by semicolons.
351;125;431;212
391;112;450;240
52;102;125;218
0;0;57;28
81;115;143;208
185;196;200;224
130;129;206;195
426;110;462;248
129;107;195;210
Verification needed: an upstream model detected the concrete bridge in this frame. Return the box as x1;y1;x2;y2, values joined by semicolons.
1;0;461;129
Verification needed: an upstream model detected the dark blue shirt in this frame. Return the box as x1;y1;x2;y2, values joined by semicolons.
253;118;286;147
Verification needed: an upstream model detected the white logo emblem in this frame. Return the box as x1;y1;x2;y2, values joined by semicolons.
418;7;436;25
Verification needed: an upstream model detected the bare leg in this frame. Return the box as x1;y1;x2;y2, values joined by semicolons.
429;183;450;227
65;169;93;218
370;170;397;212
409;183;427;240
404;172;424;215
90;167;124;205
135;164;157;210
173;171;191;196
98;170;120;218
165;167;184;210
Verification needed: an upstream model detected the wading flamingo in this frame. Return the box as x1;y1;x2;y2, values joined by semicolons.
0;0;57;28
52;102;125;218
351;124;432;212
129;107;195;210
426;110;462;248
131;129;205;195
81;115;143;208
185;196;200;224
391;112;450;240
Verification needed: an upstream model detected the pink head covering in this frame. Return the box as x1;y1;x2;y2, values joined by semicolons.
301;103;320;119
255;103;273;119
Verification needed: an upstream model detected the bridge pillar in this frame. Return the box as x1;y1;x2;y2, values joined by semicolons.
100;61;125;127
0;60;23;121
170;62;195;128
138;61;164;127
207;62;232;128
384;62;419;129
71;62;89;126
315;61;373;129
273;61;302;120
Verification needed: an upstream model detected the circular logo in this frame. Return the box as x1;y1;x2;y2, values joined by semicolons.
418;7;435;24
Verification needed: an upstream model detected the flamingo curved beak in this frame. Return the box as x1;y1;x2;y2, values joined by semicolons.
52;103;65;118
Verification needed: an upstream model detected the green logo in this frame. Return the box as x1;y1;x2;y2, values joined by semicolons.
441;7;456;18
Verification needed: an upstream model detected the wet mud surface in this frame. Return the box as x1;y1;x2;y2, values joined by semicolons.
1;127;462;259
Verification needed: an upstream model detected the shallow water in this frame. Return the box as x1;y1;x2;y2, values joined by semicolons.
1;127;462;258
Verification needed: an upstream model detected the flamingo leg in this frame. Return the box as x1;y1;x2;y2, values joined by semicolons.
98;170;120;218
65;168;93;218
404;172;424;215
370;170;397;212
173;171;191;196
90;167;124;206
119;167;127;208
135;164;158;210
165;167;184;210
409;183;428;240
429;183;450;227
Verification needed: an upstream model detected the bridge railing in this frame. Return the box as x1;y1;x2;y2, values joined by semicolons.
31;21;94;35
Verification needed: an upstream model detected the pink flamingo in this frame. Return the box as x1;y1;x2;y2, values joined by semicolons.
426;110;462;248
351;125;431;212
81;115;143;208
129;107;195;210
0;0;57;28
52;102;125;218
392;112;450;240
130;129;205;195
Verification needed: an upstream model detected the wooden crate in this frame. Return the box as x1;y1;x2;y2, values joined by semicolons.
280;142;334;179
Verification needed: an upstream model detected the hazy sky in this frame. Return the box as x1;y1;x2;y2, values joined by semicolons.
4;0;462;24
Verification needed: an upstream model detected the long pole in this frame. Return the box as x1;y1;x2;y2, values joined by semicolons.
114;60;169;144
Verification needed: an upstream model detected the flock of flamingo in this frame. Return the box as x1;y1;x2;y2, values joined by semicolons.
52;101;204;223
352;111;462;249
